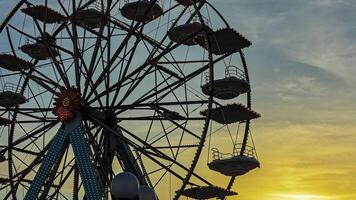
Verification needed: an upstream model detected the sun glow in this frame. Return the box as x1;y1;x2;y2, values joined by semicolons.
272;193;335;200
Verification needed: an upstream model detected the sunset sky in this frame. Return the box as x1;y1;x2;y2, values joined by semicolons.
217;1;356;199
1;0;355;199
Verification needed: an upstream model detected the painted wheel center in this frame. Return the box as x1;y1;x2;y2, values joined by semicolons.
53;87;81;122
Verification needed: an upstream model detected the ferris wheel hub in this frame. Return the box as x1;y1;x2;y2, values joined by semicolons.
53;87;81;122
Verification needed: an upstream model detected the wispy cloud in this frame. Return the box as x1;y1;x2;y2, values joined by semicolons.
212;0;356;82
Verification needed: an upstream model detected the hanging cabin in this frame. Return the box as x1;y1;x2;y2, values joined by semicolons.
208;145;260;176
75;8;106;29
121;0;163;23
0;54;34;71
168;22;212;46
195;28;252;55
200;103;260;124
20;33;60;60
182;186;237;199
21;5;66;24
0;83;26;108
201;65;250;100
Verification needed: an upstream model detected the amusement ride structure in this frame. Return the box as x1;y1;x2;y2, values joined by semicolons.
0;0;260;199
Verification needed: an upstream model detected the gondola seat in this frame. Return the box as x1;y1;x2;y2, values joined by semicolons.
182;185;237;199
75;9;105;29
0;54;34;71
20;43;59;60
0;91;26;107
21;5;66;23
196;28;251;55
121;1;163;23
168;22;211;46
208;155;260;176
201;77;250;100
200;103;260;124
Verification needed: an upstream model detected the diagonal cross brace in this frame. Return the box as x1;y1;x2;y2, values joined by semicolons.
24;127;67;200
69;125;102;199
24;114;102;199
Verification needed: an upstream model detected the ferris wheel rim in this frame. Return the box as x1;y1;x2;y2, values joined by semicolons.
0;0;256;199
1;1;215;199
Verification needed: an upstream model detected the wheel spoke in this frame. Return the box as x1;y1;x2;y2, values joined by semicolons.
0;0;257;198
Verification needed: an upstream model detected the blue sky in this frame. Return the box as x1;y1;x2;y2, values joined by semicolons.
207;0;356;123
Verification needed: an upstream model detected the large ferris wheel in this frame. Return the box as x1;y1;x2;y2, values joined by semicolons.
0;0;261;199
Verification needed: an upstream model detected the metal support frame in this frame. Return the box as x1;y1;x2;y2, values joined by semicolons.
24;114;102;200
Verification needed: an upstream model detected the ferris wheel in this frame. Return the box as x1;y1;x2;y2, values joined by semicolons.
0;0;261;199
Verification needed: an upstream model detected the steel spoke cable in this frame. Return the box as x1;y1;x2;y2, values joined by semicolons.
86;3;191;103
89;114;212;186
